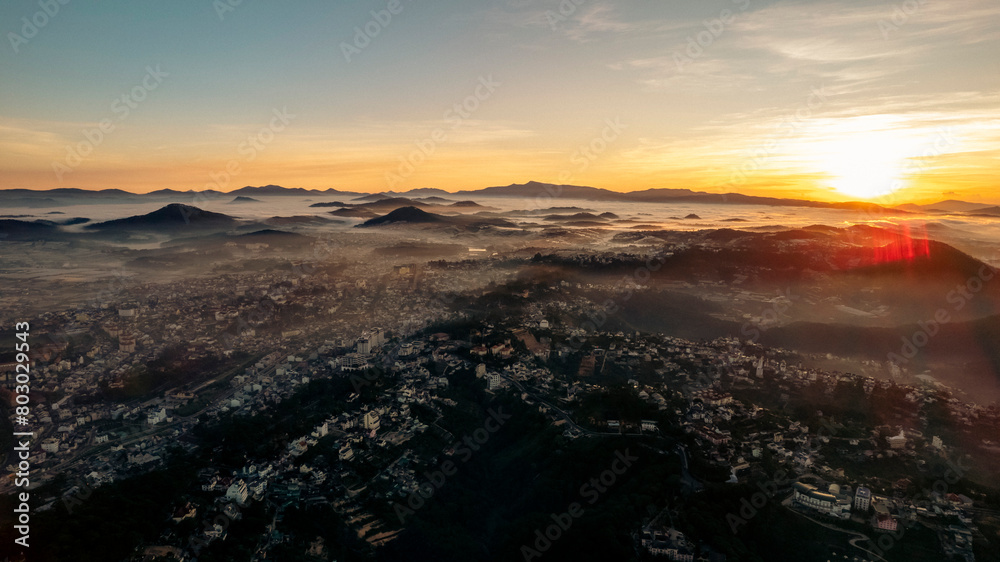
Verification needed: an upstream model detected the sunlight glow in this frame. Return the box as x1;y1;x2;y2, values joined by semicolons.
820;130;911;200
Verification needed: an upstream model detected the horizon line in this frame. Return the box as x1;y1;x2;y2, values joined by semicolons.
2;182;992;207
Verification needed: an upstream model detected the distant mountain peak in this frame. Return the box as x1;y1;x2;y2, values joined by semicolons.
87;203;237;231
359;206;443;227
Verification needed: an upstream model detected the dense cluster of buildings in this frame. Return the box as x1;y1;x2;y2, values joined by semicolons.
1;247;995;561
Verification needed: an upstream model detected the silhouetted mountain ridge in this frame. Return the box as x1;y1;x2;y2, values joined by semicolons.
86;204;238;231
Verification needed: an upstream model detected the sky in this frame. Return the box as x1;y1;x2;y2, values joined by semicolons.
1;0;998;203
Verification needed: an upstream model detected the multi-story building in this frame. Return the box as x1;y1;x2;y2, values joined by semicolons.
119;333;136;353
225;479;249;505
356;337;371;356
873;509;898;531
793;481;851;518
855;486;872;512
146;408;167;425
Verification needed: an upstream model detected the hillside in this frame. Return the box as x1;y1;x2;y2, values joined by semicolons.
86;204;238;231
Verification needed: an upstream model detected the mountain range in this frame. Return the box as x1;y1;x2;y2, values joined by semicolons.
5;181;996;214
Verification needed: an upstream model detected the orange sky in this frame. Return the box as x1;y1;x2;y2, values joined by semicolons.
2;1;998;205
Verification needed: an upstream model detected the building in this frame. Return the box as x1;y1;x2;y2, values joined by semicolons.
41;438;60;453
855;486;872;512
171;503;197;523
338;353;369;372
490;343;512;358
641;526;695;561
356;336;371;356
225;479;249;505
119;333;136;353
487;373;505;391
338;443;354;461
698;389;733;407
793;481;851;518
690;424;731;446
362;410;380;432
248;480;267;498
872;503;898;531
886;429;907;449
147;408;167;425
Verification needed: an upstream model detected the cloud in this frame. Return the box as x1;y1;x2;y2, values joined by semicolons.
603;0;998;97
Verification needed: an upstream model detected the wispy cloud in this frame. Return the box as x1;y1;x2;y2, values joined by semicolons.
605;0;999;97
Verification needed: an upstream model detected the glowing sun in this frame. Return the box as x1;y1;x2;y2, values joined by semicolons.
821;131;911;199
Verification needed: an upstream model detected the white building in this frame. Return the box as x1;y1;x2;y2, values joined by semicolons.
487;373;505;391
855;486;872;512
41;438;60;453
356;337;371;356
147;408;167;425
226;479;249;505
339;444;354;461
793;482;851;518
886;429;907;449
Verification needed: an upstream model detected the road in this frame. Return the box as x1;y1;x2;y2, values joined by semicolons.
28;354;269;479
782;497;887;562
